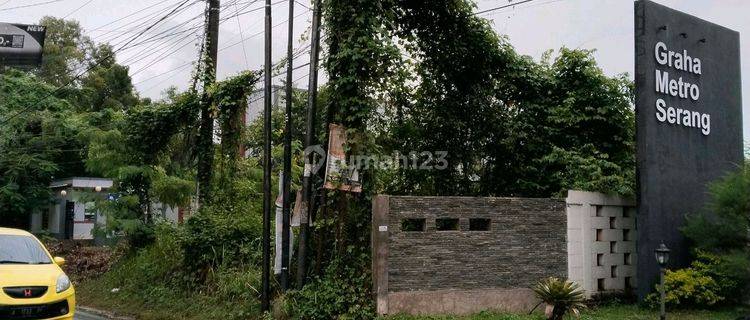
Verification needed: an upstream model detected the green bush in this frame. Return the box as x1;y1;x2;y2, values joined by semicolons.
124;220;156;249
82;221;262;320
96;224;184;292
646;251;742;308
682;163;750;251
680;163;750;304
181;212;261;283
285;260;375;320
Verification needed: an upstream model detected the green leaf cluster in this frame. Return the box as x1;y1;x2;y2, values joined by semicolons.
676;162;750;305
533;277;586;320
285;257;375;319
646;251;741;308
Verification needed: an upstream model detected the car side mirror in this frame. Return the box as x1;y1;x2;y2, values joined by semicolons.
53;257;66;266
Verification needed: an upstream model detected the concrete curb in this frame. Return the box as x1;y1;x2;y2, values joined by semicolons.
78;306;136;320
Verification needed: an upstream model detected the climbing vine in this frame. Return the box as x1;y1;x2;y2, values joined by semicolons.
209;70;261;162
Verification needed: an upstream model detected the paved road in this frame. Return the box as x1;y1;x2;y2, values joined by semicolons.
75;310;112;320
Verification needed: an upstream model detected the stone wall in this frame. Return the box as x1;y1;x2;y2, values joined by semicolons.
372;195;567;315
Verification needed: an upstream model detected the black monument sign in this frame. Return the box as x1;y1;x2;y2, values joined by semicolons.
634;0;743;298
0;23;46;67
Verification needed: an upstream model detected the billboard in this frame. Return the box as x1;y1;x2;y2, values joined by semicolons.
0;23;46;67
634;0;743;298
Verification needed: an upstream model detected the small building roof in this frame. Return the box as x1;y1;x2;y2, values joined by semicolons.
49;177;114;189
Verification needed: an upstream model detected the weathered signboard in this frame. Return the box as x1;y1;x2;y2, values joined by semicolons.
0;23;46;67
634;0;743;298
323;124;363;193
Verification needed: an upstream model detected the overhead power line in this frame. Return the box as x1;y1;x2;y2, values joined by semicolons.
96;0;203;73
220;4;309;51
93;0;200;45
115;12;205;54
92;0;277;86
0;0;66;12
0;0;196;126
129;33;203;77
294;0;310;10
112;0;259;64
474;0;535;15
234;0;251;68
135;1;310;91
61;0;94;19
87;0;182;40
138;45;311;96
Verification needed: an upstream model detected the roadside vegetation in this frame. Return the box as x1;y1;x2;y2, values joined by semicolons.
74;223;263;320
384;304;748;320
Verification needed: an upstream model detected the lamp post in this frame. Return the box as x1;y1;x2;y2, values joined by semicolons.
655;243;670;320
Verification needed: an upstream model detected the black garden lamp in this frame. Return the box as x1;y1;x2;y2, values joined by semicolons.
655;243;670;267
655;243;670;320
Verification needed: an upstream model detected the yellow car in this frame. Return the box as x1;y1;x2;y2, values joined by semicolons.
0;227;75;320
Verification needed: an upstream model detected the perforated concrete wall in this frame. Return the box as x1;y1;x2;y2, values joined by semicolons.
566;190;637;296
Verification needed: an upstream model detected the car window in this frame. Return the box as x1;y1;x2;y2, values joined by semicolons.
0;235;52;264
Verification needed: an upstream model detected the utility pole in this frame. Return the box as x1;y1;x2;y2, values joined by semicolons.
261;0;272;313
280;0;294;291
297;0;322;288
197;0;220;205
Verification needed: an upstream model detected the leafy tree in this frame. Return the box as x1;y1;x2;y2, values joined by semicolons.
79;44;139;111
37;16;92;86
85;92;199;227
384;11;635;197
84;72;261;244
288;1;637;317
0;70;88;228
537;49;635;196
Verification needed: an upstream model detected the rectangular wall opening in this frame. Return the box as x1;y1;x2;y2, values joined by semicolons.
611;265;617;277
468;218;491;231
610;241;617;253
597;278;605;291
436;218;459;231
609;217;616;229
624;252;632;265
623;229;631;241
401;218;426;232
596;229;604;241
596;254;604;266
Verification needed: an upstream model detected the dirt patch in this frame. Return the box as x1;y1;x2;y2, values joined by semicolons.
43;239;125;282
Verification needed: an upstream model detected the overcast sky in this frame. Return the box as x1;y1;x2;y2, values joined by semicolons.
1;0;748;139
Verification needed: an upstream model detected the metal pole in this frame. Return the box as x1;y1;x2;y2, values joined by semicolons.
280;0;294;292
297;0;322;289
660;267;666;320
261;0;272;312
